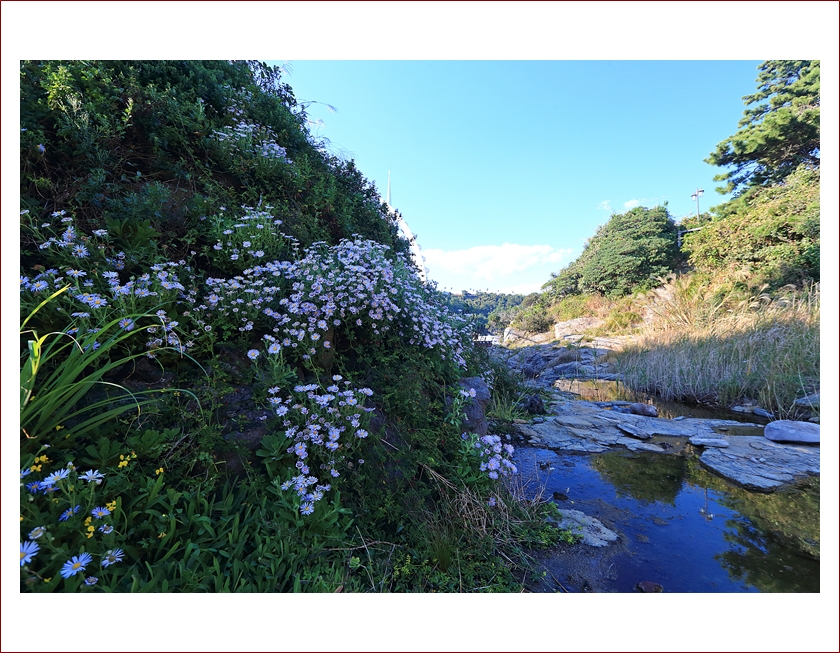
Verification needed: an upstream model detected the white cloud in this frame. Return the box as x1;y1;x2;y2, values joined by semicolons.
623;199;641;209
422;243;572;283
422;243;574;294
596;200;613;213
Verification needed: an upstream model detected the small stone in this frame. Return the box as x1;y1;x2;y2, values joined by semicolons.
753;407;774;419
629;402;658;417
553;491;568;501
672;416;686;421
732;405;753;413
635;581;663;593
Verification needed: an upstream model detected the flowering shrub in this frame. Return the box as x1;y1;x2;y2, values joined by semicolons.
256;376;374;514
210;88;294;166
457;432;518;485
206;205;295;275
213;236;470;364
20;210;206;358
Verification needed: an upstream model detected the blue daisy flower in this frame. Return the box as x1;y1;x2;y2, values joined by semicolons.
60;552;93;578
20;541;40;567
79;469;105;483
43;468;70;485
101;548;124;568
58;505;81;522
91;506;111;519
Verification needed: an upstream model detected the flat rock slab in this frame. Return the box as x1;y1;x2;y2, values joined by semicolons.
764;420;820;444
516;399;758;454
699;436;820;492
689;436;730;448
547;510;619;547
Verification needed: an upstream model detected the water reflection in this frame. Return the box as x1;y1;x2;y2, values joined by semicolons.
553;378;770;423
590;452;686;506
516;448;820;592
715;519;820;593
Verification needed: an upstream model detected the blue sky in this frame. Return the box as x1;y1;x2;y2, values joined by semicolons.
268;59;767;294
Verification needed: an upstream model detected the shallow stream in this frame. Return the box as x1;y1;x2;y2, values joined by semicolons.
516;447;820;593
553;377;772;423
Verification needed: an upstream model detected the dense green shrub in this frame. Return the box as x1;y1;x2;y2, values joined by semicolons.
574;206;679;297
541;206;678;300
683;166;820;288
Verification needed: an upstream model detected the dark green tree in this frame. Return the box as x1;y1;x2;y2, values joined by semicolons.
706;60;820;195
572;205;679;297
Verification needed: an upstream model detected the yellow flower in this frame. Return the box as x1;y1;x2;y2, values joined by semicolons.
87;533;94;539
84;516;92;525
55;425;64;431
119;454;125;461
106;501;116;511
87;525;95;532
155;467;164;475
118;460;128;469
44;577;51;583
131;452;137;459
158;532;166;538
20;515;23;522
30;465;41;472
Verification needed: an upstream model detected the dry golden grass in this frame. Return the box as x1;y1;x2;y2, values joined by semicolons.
616;277;819;417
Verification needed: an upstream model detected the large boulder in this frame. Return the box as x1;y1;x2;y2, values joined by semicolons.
458;376;491;436
554;317;605;339
764;420;820;444
793;393;820;409
629;402;658;417
519;393;545;415
503;327;554;346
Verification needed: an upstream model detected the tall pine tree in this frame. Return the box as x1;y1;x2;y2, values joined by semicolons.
706;60;820;195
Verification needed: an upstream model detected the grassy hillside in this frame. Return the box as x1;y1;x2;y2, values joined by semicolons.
19;60;559;593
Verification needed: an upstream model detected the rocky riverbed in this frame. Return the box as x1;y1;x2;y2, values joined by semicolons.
487;337;820;592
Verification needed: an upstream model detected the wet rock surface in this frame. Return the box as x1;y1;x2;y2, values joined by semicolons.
514;395;819;491
547;510;619;547
699;436;819;492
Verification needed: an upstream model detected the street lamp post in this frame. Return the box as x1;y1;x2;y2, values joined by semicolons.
690;188;704;219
